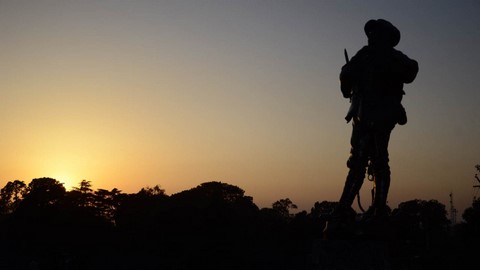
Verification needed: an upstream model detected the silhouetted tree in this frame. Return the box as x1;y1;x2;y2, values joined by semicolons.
138;185;165;196
94;188;125;223
174;181;252;204
73;179;93;194
459;164;480;235
68;179;95;208
307;200;338;233
2;177;475;270
154;182;260;269
390;198;449;263
19;177;66;210
171;181;258;216
462;198;480;235
272;198;297;219
115;185;168;230
472;164;480;222
392;199;448;231
310;200;337;218
167;181;259;232
61;180;106;230
451;196;480;269
2;178;69;261
0;180;27;215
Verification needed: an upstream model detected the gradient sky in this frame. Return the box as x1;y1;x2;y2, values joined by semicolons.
1;0;479;218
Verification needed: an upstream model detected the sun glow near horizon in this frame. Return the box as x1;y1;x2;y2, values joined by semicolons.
37;162;89;191
0;1;478;218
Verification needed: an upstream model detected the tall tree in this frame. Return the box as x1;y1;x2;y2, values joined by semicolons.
0;180;27;215
70;180;95;208
462;199;480;234
94;188;125;223
310;201;337;218
137;185;165;197
73;179;93;194
272;198;297;219
21;177;66;208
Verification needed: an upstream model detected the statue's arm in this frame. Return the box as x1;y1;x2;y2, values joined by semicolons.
392;50;419;84
339;47;369;98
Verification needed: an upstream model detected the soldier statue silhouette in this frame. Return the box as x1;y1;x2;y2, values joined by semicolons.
324;19;418;238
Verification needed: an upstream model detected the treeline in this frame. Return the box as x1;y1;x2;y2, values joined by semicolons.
0;177;479;269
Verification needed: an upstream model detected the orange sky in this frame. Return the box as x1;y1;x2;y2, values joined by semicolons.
1;1;479;218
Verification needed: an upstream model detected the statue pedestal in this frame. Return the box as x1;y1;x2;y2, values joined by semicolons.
310;238;392;270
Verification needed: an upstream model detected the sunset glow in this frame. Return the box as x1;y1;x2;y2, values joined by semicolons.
0;1;479;217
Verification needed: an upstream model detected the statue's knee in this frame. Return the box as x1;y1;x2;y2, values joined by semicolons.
347;154;368;170
372;157;390;173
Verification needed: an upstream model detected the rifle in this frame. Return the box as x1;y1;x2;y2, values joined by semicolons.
345;48;371;213
344;48;349;64
343;48;359;123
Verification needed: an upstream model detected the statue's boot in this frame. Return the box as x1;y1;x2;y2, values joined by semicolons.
323;204;356;240
323;167;365;239
360;171;391;238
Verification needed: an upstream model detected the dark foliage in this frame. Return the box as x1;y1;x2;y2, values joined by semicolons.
0;178;477;269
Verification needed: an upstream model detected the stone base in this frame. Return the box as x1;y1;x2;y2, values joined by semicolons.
311;238;392;270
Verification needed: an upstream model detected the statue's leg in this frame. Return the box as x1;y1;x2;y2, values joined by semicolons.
371;128;393;217
324;123;370;238
339;123;370;209
356;127;394;237
339;164;366;208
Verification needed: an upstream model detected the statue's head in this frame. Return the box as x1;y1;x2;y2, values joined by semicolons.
364;19;400;48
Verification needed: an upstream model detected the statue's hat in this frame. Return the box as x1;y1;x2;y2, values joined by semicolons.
364;19;400;47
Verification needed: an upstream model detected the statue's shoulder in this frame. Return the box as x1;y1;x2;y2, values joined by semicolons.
392;48;416;62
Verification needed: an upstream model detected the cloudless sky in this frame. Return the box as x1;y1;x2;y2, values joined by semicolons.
1;0;479;219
